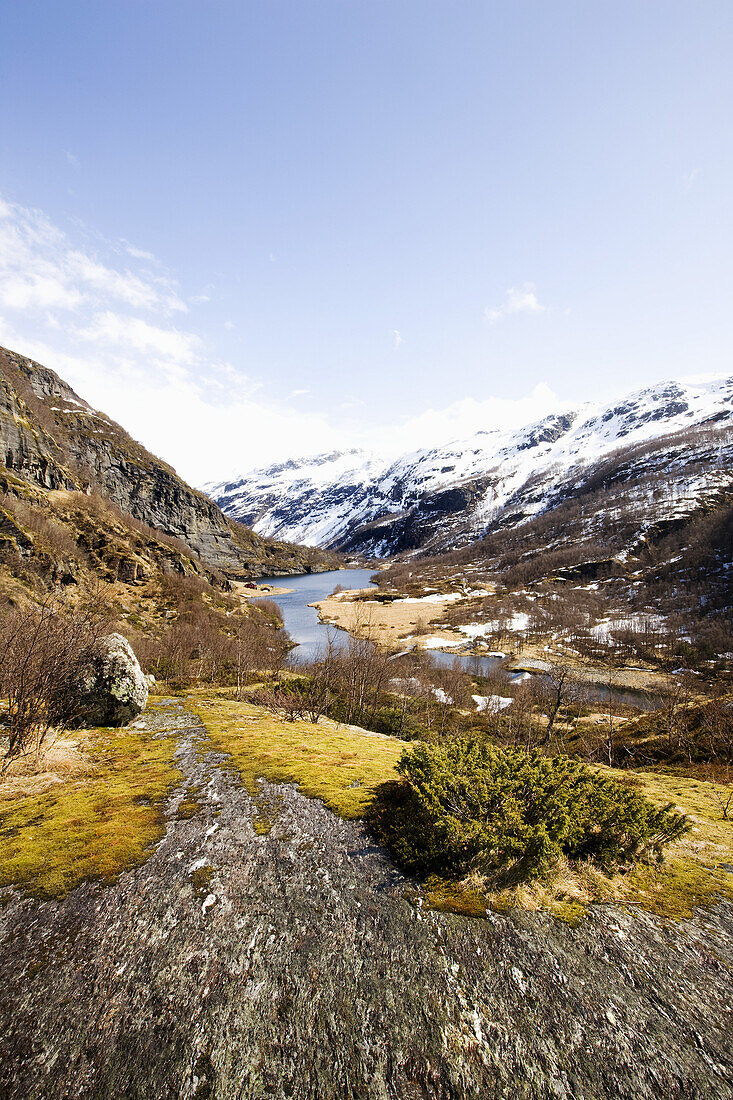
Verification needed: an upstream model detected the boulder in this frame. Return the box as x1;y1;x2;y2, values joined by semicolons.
76;633;149;727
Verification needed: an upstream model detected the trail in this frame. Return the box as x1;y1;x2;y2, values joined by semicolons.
1;700;732;1099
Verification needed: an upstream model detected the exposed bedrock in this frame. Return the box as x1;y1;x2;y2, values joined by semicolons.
1;702;731;1099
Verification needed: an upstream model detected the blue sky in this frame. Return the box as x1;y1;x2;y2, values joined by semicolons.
0;1;731;483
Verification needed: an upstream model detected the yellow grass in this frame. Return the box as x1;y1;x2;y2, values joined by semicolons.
188;689;406;819
0;720;182;898
314;590;670;692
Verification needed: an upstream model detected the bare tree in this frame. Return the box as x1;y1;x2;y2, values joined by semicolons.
705;766;733;820
535;662;579;747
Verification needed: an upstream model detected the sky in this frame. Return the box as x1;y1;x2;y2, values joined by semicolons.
0;1;731;485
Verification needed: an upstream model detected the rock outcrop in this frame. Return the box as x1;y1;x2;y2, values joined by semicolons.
75;633;149;726
0;345;338;579
1;699;731;1098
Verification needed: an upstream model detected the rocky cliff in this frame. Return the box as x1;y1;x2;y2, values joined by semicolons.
0;346;338;580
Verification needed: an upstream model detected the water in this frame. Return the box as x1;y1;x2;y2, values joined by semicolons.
254;568;377;662
427;648;653;710
256;569;652;710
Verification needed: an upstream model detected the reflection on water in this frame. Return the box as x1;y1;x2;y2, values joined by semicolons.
426;648;653;710
253;568;377;663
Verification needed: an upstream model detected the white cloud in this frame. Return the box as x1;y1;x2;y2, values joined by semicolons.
683;168;699;192
290;388;309;398
484;283;547;324
0;193;562;486
393;329;403;349
75;312;202;366
372;382;561;458
123;242;156;261
64;151;79;168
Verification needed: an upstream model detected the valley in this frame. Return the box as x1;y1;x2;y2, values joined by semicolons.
0;344;731;1098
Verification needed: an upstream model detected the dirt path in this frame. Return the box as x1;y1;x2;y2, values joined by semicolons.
1;700;732;1099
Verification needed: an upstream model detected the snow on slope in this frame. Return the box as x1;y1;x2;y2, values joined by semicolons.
204;376;733;554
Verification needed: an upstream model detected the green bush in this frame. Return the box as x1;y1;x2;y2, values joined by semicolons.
369;740;688;885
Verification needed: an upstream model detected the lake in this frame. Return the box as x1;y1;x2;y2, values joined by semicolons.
254;567;377;662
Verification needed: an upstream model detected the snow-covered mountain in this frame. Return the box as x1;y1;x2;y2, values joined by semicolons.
204;376;733;557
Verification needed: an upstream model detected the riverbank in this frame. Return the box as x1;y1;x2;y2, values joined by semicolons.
312;587;671;694
232;580;295;598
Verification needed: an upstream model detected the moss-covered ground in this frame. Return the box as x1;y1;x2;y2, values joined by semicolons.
192;690;733;921
2;688;730;922
0;719;182;898
187;689;405;819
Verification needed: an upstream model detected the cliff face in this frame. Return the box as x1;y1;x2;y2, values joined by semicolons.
0;346;337;579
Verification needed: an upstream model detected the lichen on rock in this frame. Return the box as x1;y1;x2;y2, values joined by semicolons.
75;632;149;727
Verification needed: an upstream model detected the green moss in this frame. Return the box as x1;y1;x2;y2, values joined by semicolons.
176;799;201;820
189;691;405;820
423;878;488;919
0;726;182;898
190;865;215;898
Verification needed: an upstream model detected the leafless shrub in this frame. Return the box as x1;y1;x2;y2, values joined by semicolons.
0;592;109;765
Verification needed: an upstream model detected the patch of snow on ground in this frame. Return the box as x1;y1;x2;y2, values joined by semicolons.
473;694;513;713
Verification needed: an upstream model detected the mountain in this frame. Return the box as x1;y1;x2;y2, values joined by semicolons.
0;345;338;592
205;376;733;558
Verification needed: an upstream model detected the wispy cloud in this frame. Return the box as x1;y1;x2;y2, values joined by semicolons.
484;282;547;324
373;383;561;458
0;194;349;482
122;241;157;262
0;194;562;484
64;150;79;168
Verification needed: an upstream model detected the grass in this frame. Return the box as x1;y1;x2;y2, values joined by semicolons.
3;684;728;923
0;723;182;898
613;767;733;918
187;688;405;819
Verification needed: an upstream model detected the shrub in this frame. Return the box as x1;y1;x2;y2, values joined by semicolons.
0;593;109;764
369;740;688;885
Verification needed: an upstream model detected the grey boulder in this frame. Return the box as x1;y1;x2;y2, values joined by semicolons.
75;633;149;727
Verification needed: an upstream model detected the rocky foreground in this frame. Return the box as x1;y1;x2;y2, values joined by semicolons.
1;700;732;1099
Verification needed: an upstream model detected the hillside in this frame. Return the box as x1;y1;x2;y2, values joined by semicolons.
206;375;733;558
0;345;338;596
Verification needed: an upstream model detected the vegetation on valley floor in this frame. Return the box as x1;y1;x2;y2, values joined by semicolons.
0;714;182;898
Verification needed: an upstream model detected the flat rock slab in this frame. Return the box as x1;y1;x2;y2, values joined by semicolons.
1;702;732;1099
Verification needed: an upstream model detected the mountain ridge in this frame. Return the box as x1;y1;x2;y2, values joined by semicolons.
0;344;339;584
205;374;733;557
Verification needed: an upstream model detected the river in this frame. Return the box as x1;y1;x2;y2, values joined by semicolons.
255;568;653;709
254;567;378;662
